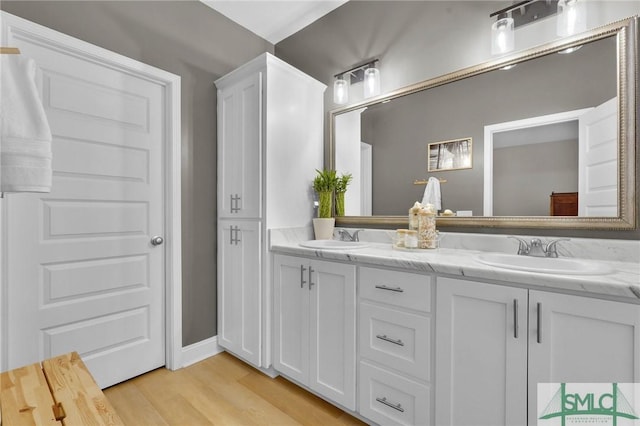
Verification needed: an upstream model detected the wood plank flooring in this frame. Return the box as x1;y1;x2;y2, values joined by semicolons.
103;352;366;426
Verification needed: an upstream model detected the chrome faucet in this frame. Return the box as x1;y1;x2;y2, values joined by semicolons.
544;239;569;258
338;229;363;242
508;236;569;258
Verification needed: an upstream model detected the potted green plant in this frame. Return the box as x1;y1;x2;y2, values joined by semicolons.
334;173;353;217
312;169;337;239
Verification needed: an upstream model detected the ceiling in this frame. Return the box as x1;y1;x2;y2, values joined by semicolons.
200;0;348;44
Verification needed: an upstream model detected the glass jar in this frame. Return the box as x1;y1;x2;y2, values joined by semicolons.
408;203;421;230
394;229;408;248
418;211;437;249
405;230;418;249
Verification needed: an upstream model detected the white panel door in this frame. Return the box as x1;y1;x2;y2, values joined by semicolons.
360;142;372;216
309;259;356;411
4;35;166;388
528;291;640;426
578;97;618;216
435;277;528;426
334;108;365;216
217;220;261;366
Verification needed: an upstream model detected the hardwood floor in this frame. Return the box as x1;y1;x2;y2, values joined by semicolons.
103;352;366;426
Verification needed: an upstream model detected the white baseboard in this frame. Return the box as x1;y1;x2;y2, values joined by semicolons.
181;336;224;368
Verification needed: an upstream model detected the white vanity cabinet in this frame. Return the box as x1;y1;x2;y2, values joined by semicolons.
435;276;640;426
527;290;640;426
273;254;357;410
216;54;325;369
358;267;433;426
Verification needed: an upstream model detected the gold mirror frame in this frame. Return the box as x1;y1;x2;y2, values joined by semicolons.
330;17;637;230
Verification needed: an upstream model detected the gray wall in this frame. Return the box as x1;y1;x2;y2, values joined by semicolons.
276;0;640;239
494;140;578;216
359;36;614;216
2;1;639;350
0;1;273;345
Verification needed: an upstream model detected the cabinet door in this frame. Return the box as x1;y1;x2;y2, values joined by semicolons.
217;220;261;366
218;72;262;219
528;291;640;425
309;259;357;411
273;254;310;384
435;277;528;426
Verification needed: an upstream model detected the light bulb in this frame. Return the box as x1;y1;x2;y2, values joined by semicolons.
491;16;514;55
363;67;380;98
333;76;349;105
557;0;586;37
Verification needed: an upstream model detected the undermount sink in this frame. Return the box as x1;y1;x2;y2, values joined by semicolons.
299;240;370;250
475;252;612;275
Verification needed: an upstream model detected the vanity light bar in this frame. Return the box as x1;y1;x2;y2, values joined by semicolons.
334;59;379;85
333;59;381;104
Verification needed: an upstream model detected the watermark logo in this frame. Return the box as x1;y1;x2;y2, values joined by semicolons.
538;383;640;425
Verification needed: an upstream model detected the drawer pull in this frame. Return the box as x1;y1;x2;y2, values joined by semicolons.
300;265;306;288
230;194;241;213
376;334;404;346
376;397;405;413
375;284;404;293
309;267;315;289
513;299;519;339
537;302;542;344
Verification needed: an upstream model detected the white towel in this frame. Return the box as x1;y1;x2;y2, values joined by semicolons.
0;54;52;193
421;177;441;211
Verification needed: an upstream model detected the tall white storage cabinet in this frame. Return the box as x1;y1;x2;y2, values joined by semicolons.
216;53;326;369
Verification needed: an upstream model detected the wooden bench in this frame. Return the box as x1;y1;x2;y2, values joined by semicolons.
0;352;124;425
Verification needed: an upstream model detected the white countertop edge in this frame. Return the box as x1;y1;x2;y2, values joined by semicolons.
270;241;640;304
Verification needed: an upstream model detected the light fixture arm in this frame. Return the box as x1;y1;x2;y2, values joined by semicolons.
490;0;559;28
334;59;379;85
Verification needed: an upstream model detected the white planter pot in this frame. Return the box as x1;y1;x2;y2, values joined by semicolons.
313;218;335;240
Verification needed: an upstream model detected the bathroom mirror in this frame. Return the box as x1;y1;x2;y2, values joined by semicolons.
330;17;637;230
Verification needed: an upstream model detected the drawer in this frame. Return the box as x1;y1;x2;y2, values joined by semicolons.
359;361;430;426
359;267;431;312
359;302;431;381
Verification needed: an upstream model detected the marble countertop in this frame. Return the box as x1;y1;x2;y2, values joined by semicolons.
269;228;640;303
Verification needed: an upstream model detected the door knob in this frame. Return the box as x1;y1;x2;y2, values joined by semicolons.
151;236;164;246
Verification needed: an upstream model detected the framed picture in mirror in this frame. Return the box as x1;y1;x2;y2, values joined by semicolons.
427;137;472;172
